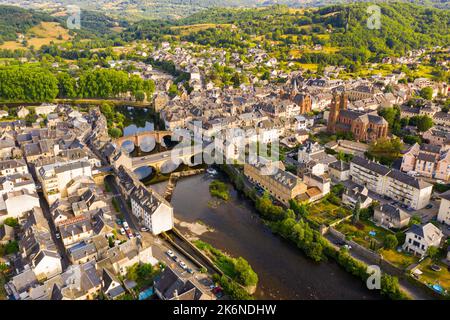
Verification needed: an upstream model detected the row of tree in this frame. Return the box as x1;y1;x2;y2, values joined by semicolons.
0;66;155;102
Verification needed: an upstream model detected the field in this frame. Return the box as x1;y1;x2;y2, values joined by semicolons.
380;249;419;269
0;22;72;50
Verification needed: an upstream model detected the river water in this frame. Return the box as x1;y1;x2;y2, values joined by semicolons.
152;173;381;300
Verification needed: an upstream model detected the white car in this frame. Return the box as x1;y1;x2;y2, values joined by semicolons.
55;232;61;239
123;221;129;230
166;250;175;258
120;228;126;235
179;261;187;270
140;227;149;232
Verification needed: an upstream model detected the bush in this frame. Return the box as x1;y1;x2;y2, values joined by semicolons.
213;274;253;300
3;217;18;228
209;180;230;201
383;235;399;250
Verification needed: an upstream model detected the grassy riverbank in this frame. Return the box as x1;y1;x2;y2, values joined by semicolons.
194;240;257;299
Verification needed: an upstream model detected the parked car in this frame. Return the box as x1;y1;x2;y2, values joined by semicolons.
172;255;178;262
120;228;126;235
55;232;61;239
425;204;433;209
140;227;149;232
123;221;129;230
187;268;194;274
179;261;187;270
166;250;175;258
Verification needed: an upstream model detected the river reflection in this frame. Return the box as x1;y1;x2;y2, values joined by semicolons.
152;172;381;300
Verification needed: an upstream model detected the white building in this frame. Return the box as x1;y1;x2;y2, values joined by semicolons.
35;104;57;116
0;190;40;223
437;191;450;226
0;173;36;196
38;160;92;204
350;156;432;210
130;186;173;235
0;159;28;176
403;223;444;257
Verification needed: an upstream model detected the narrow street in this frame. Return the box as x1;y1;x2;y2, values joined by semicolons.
37;192;70;271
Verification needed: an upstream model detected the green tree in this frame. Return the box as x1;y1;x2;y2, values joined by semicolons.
410;115;433;132
352;200;361;224
419;86;433;100
426;246;440;261
383;234;398;250
135;90;146;102
57;72;77;98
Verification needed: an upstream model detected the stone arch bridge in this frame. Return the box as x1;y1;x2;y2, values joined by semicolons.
114;130;173;149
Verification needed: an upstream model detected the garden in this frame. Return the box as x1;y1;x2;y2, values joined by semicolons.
412;258;450;296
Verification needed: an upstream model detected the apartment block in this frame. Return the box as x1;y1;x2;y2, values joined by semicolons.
350;156;432;210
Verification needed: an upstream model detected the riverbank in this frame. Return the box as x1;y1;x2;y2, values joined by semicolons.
194;240;258;297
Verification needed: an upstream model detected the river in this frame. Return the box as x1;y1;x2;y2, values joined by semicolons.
152;172;381;300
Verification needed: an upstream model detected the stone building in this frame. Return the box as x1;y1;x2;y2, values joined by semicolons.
327;92;388;142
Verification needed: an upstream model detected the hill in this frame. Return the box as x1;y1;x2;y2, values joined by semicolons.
0;5;126;49
125;2;449;60
0;5;58;44
9;1;448;21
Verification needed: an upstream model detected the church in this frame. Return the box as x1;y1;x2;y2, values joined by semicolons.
327;91;388;142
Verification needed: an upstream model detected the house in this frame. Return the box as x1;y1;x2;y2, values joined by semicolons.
0;110;8;118
102;268;125;300
0;224;14;244
437;190;450;226
17;107;30;119
130;186;174;235
329;160;350;181
342;186;372;209
403;223;444;257
154;267;211;300
401;143;450;182
58;215;94;248
38;160;93;205
373;204;411;230
0;159;28;177
19;207;62;281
